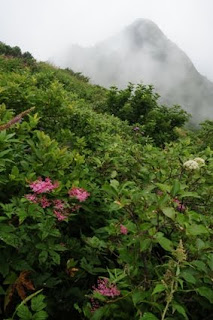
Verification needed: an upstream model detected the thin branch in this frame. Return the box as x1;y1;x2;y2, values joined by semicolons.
0;107;35;131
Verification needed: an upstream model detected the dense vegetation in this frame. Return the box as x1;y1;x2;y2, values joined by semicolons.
0;42;212;320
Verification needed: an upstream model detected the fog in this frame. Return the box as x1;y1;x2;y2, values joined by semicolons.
0;0;213;122
1;0;213;80
54;19;213;123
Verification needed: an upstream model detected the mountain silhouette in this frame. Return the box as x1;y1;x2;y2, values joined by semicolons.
55;19;213;123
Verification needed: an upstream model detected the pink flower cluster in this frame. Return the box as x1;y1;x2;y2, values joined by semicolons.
53;199;67;221
173;198;186;213
68;187;90;202
25;194;51;208
120;224;128;235
53;209;66;221
93;278;120;297
29;177;59;194
25;179;89;221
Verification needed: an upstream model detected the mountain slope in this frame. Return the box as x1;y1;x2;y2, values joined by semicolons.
55;18;213;123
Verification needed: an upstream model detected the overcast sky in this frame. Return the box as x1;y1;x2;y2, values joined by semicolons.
0;0;213;80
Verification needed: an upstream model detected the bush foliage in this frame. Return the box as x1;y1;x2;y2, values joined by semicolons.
0;46;212;320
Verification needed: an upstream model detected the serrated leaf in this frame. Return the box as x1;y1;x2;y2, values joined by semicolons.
191;260;208;272
162;207;176;221
186;224;208;236
197;287;213;303
181;270;196;284
140;312;159;320
49;251;60;265
155;183;170;193
0;232;20;248
172;302;188;319
32;310;48;320
155;235;173;252
31;294;46;312
17;305;32;320
152;284;166;295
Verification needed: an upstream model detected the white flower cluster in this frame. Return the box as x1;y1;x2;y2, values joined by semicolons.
183;157;205;170
194;157;205;166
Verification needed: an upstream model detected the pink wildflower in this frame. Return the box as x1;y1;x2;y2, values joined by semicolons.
120;224;128;235
173;198;186;213
29;177;59;194
93;278;120;297
90;298;100;313
25;194;38;203
177;203;186;213
53;199;65;210
39;196;51;208
53;210;66;221
68;187;90;202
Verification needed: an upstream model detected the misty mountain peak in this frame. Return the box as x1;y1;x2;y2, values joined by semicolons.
125;18;165;49
55;20;213;123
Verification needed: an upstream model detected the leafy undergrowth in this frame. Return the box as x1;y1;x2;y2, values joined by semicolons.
0;43;213;320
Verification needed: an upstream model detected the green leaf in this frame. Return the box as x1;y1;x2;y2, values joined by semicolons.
152;284;166;295
140;312;159;320
140;239;152;252
170;180;181;197
91;306;109;320
186;224;208;236
172;302;188;320
49;251;60;265
155;234;173;252
180;192;200;199
155;183;170;193
207;254;213;271
0;231;20;248
191;260;208;272
110;179;119;191
17;305;32;320
181;270;196;284
32;311;48;320
197;287;213;303
38;251;48;264
31;294;46;312
11;166;19;177
161;207;176;221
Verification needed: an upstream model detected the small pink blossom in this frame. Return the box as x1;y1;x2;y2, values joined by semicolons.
71;204;81;212
39;196;51;208
120;224;128;235
93;278;120;297
53;210;66;221
25;194;38;203
29;177;59;194
68;187;90;202
53;199;65;210
173;198;186;213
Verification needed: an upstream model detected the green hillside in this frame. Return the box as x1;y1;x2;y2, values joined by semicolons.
0;43;212;320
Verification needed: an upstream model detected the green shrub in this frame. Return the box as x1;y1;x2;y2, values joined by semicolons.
0;53;212;320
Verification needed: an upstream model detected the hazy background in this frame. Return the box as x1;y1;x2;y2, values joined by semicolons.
0;0;213;81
